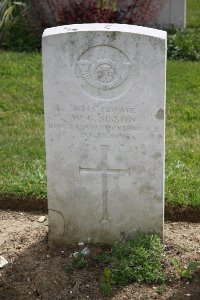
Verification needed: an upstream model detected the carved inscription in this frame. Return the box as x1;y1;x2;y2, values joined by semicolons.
77;46;132;91
72;104;141;139
48;104;160;140
79;145;130;222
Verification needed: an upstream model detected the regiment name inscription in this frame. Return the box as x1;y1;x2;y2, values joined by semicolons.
48;104;160;140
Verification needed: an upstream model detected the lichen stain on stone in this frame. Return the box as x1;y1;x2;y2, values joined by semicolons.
70;40;75;46
152;152;161;159
148;36;165;51
139;184;154;194
153;195;162;203
156;109;164;120
106;31;117;42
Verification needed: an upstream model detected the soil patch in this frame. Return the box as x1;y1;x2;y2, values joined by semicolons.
1;196;200;222
165;203;200;222
0;210;200;299
0;195;47;212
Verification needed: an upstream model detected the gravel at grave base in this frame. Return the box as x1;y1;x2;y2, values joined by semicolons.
0;210;199;300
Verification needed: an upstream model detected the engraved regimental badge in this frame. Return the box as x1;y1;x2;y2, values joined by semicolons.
77;45;132;99
78;58;131;91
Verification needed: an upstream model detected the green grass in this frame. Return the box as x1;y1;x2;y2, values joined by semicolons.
166;61;200;206
187;0;200;28
0;53;200;207
0;51;46;197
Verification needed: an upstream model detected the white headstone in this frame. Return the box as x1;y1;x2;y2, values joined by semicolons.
42;24;166;244
152;0;186;29
117;0;186;29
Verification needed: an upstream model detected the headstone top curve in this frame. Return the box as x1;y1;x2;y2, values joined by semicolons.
43;23;167;40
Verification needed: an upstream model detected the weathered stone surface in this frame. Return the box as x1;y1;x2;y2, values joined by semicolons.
42;24;166;244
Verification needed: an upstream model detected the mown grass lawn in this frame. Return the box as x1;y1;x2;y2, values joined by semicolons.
0;51;46;197
187;0;200;27
0;51;200;207
166;60;200;206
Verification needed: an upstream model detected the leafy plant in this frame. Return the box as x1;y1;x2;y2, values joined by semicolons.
100;267;114;297
0;0;41;51
72;252;87;269
0;0;26;41
168;28;200;61
55;0;167;26
56;0;117;25
117;0;167;25
156;284;167;294
66;252;87;273
66;264;74;273
171;258;199;279
98;233;166;295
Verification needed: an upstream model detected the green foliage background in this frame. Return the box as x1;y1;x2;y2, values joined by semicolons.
1;0;200;59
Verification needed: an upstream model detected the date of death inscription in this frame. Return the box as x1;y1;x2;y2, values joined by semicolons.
47;105;161;139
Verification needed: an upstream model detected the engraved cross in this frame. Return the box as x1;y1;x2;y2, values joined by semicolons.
79;145;130;222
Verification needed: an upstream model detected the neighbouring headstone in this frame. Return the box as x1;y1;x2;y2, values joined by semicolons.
117;0;186;29
151;0;186;29
42;23;166;244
